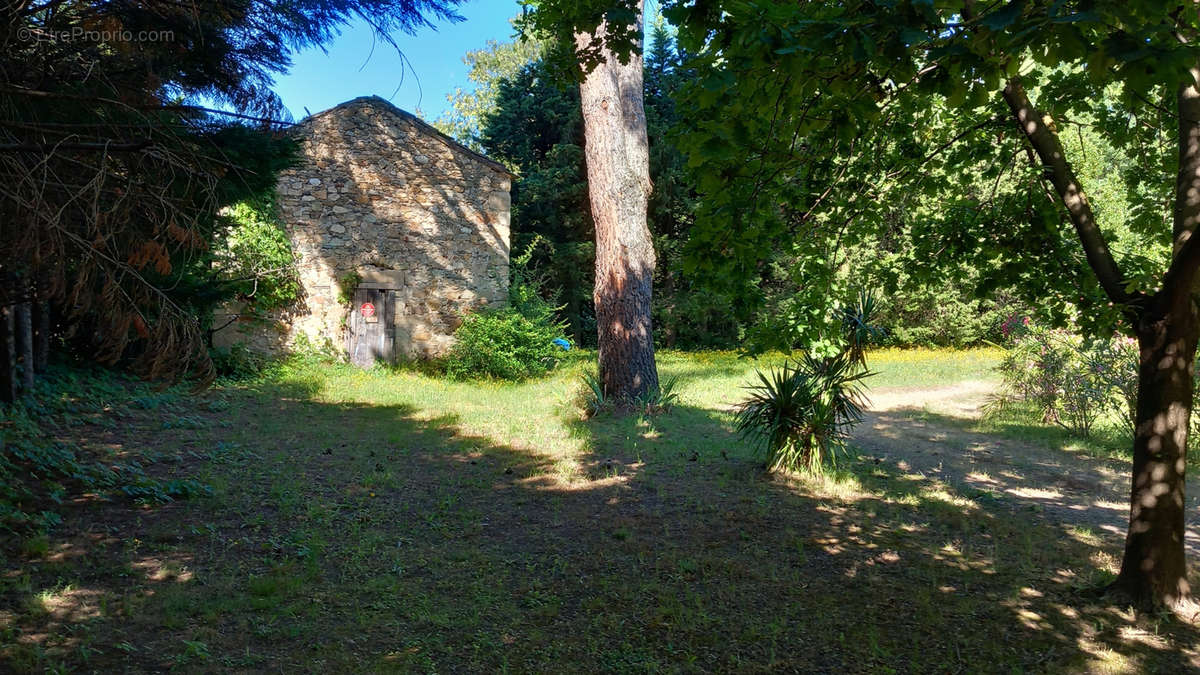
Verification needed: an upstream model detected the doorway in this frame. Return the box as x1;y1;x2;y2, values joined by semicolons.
347;287;395;367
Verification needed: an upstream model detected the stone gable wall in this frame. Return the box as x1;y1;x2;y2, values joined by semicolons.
214;97;512;359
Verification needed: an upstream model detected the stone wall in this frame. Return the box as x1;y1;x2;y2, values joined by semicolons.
214;96;512;359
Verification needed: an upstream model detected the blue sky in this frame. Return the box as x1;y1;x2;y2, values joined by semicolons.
271;0;665;123
271;0;523;122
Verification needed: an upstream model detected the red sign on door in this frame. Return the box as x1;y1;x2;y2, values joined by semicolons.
360;302;376;318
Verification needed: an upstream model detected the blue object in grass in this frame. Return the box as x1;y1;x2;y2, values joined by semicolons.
552;338;571;351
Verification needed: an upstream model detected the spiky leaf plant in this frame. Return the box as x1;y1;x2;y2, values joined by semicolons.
839;289;883;369
735;353;872;473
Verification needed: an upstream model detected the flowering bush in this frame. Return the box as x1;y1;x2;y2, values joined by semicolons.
993;328;1137;438
996;326;1076;425
1082;336;1139;433
998;312;1033;344
998;328;1200;440
1058;341;1110;438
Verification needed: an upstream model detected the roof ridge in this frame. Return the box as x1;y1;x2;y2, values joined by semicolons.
298;96;512;177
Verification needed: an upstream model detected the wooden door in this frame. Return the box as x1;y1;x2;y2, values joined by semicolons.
347;288;394;368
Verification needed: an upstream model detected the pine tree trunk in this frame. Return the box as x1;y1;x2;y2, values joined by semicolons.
1111;303;1198;609
576;0;659;401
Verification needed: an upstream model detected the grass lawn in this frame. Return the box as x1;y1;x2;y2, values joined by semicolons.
3;347;1199;672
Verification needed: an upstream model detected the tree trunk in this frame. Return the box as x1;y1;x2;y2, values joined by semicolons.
0;305;16;404
1111;303;1199;608
1173;66;1200;256
576;1;660;401
1107;61;1200;609
14;300;34;391
1002;73;1200;609
32;299;49;373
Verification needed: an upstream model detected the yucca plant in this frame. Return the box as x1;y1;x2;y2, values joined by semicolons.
637;375;681;413
839;289;883;370
581;371;681;417
580;369;608;417
735;352;872;473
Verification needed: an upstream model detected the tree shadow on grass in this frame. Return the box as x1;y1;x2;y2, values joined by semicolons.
857;404;1200;559
576;403;1200;671
3;385;1200;672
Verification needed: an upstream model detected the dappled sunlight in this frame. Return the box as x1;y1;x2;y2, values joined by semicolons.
919;485;982;513
1014;606;1054;632
29;534;121;565
513;458;641;492
856;400;1200;558
2;584;113;661
775;469;871;503
25;586;105;624
131;556;195;583
997;583;1200;671
842;549;903;578
1067;525;1106;547
966;470;999;485
1083;649;1138;673
1009;486;1064;500
9;352;1200;671
1116;624;1173;650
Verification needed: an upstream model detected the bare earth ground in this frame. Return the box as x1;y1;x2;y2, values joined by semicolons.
856;382;1200;557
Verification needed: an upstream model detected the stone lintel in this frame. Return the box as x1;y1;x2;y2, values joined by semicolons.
358;268;406;289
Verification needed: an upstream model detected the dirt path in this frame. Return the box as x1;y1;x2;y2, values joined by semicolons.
852;381;1200;556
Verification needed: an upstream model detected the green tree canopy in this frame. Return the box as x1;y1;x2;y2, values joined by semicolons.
435;26;545;152
662;0;1200;609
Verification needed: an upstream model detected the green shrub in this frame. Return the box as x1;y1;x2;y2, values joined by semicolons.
445;308;564;381
445;237;568;381
214;197;301;312
336;271;361;306
580;369;606;417
579;370;680;417
877;293;1011;348
290;332;343;365
839;289;884;368
210;343;268;379
736;291;878;473
507;234;563;326
645;375;681;412
990;328;1142;438
735;353;871;473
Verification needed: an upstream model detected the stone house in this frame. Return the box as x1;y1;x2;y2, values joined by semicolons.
213;96;513;365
